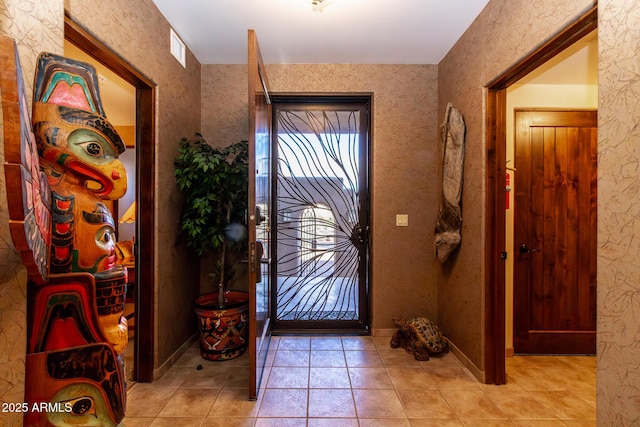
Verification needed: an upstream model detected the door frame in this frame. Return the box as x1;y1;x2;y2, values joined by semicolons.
65;15;156;382
269;94;372;333
484;6;597;384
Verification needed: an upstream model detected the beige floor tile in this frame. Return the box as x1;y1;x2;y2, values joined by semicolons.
150;366;192;388
311;336;344;350
371;335;394;350
120;418;155;427
124;335;596;425
310;350;346;367
202;418;256;427
484;389;555;419
358;419;412;426
527;390;596;420
126;385;178;417
309;367;351;388
387;366;438;389
378;349;424;367
308;389;356;418
273;350;310;367
352;389;406;418
459;421;514;427
180;366;233;388
430;365;481;391
208;387;261;418
409;419;464;427
307;418;359;426
560;421;597;427
255;418;306;427
278;336;311;350
396;388;456;419
440;390;508;420
266;367;309;388
157;387;219;417
257;388;308;418
347;367;394;389
222;366;251;387
149;417;205;426
510;421;571;427
341;336;377;351
344;350;384;368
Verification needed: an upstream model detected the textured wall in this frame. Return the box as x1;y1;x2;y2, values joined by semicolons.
0;0;202;393
437;0;596;371
202;63;440;328
0;1;62;426
66;0;202;369
597;0;640;424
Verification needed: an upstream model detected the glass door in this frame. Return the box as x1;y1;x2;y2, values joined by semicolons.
272;97;370;332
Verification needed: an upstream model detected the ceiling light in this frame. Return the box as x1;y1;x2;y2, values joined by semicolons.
311;0;330;13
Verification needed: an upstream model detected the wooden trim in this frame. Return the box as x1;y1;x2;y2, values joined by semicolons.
64;14;156;383
485;87;507;385
484;5;597;385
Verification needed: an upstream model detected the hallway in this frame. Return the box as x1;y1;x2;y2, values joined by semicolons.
123;335;596;426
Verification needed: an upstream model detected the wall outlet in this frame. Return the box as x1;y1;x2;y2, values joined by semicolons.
396;214;409;227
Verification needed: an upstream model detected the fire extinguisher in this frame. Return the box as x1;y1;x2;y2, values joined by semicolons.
505;172;511;209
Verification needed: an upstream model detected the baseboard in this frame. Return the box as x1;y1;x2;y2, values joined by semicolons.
506;347;514;357
447;339;485;384
153;333;198;381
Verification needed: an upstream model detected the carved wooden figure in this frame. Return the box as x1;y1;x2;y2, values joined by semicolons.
1;36;128;426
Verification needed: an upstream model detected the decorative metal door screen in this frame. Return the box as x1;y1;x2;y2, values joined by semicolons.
273;99;370;330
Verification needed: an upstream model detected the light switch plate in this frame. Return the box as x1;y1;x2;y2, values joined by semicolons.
396;214;409;226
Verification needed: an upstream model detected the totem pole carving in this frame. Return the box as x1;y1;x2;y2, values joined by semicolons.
1;36;128;426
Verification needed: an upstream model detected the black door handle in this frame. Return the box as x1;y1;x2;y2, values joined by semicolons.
520;244;540;254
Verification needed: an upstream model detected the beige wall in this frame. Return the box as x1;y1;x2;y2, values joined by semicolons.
0;1;202;410
202;63;441;328
598;0;640;423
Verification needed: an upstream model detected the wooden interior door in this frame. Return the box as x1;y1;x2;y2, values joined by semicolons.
513;109;597;354
248;29;272;400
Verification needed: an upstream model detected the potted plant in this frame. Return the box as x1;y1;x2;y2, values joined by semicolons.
174;133;249;361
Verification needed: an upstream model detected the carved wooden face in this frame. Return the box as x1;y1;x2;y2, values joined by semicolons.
32;102;127;201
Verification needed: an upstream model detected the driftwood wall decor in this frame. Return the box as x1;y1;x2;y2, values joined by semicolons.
434;103;466;263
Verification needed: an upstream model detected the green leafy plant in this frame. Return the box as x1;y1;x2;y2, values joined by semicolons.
174;133;248;306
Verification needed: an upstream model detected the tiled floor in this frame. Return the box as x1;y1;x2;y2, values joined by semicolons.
122;335;596;426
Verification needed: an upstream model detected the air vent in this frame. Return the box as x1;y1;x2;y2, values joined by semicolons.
170;28;186;67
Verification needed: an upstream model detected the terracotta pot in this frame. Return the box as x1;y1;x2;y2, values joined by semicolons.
194;291;249;361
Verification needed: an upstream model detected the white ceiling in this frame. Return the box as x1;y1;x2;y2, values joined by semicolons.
151;0;491;64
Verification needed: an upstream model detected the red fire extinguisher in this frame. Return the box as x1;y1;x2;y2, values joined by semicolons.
505;172;511;209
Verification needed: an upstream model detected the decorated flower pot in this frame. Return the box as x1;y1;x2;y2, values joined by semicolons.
194;291;249;361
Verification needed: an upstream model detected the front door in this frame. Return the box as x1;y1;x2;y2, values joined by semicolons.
248;29;272;400
513;109;597;354
271;97;370;332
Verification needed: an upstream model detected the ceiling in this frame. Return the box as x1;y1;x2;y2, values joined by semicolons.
151;0;491;64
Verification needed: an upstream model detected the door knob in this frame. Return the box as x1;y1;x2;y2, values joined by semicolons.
520;244;540;254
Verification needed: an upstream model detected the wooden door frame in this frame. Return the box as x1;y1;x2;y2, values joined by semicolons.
65;15;156;382
484;6;597;384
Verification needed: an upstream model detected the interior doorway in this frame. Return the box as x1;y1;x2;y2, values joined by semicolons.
485;6;597;384
271;96;371;333
64;15;156;382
